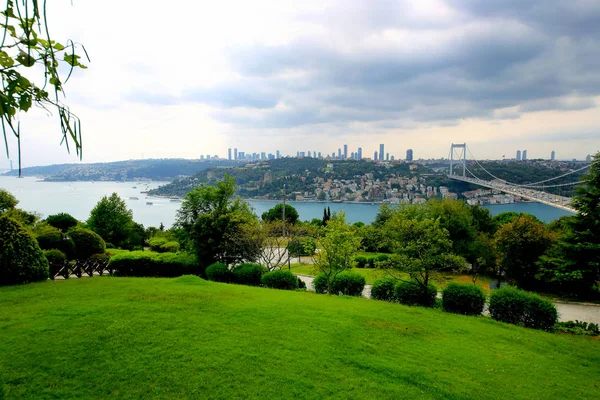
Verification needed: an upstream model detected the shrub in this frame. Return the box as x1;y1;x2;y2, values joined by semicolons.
354;256;367;268
287;237;317;257
489;286;557;331
43;249;67;265
371;278;397;301
554;320;600;336
442;283;486;316
366;256;376;268
261;270;299;290
160;241;180;253
297;277;306;289
232;263;266;286
110;251;199;277
69;228;106;259
313;274;328;294
330;271;366;296
394;280;437;307
0;215;49;285
148;237;168;252
45;213;78;232
205;262;233;283
35;227;76;259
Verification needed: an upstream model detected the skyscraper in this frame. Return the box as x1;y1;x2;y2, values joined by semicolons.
522;150;527;160
374;151;378;160
228;148;232;160
338;148;342;158
551;150;555;161
343;144;348;159
357;147;362;160
276;150;280;159
406;149;413;161
516;150;521;161
586;154;591;162
234;148;238;160
261;152;266;160
379;144;384;161
386;152;389;161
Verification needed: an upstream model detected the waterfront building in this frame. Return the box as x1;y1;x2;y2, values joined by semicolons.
406;149;413;161
516;150;521;161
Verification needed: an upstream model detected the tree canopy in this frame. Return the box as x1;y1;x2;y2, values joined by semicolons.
261;203;299;225
86;193;134;248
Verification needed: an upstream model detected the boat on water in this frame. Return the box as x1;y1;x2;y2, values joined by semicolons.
146;202;153;205
129;196;139;200
132;186;137;189
140;191;149;194
170;199;181;203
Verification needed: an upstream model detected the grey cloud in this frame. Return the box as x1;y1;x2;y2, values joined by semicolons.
519;97;596;113
182;82;280;109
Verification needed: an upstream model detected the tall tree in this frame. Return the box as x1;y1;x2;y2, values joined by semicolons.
0;188;18;213
87;193;134;248
261;203;299;224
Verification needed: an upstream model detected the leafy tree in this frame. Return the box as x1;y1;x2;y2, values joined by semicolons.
312;212;361;294
494;216;554;289
46;212;78;232
1;0;88;174
261;203;299;224
86;193;134;248
176;175;259;273
69;228;106;259
493;212;542;227
469;204;495;234
383;216;465;297
0;188;18;212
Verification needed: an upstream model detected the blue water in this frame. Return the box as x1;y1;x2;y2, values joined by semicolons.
0;176;574;227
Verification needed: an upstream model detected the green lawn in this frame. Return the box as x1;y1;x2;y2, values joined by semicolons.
1;277;598;399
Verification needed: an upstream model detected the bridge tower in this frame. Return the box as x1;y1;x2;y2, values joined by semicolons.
449;143;467;177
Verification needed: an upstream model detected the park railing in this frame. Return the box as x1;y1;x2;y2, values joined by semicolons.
49;258;112;280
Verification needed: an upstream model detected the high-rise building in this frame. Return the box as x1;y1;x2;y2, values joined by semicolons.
351;152;355;159
318;152;322;158
276;150;280;159
343;144;348;159
234;148;238;160
386;152;389;161
406;149;413;161
586;154;592;162
357;147;362;160
391;156;395;161
228;148;232;160
551;150;555;161
200;155;205;160
522;150;527;160
308;151;312;158
374;151;378;160
261;152;266;160
379;144;384;161
239;151;245;159
516;150;521;161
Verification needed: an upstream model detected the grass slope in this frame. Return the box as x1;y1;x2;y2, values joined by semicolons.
0;277;598;399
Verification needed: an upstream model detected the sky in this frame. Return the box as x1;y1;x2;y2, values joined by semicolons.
3;0;600;168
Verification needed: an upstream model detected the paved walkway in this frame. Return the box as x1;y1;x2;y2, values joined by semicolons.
296;274;600;324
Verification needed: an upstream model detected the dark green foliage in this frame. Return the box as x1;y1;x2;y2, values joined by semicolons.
45;213;78;232
0;215;49;285
394;281;437;307
313;274;328;294
358;225;391;253
35;226;76;259
330;272;366;296
68;228;106;260
148;237;180;253
161;241;180;253
110;251;199;277
232;263;266;286
554;320;599;336
261;270;299;290
205;263;233;283
43;249;66;265
261;204;299;225
441;283;486;316
286;237;317;257
297;277;306;289
489;286;557;331
366;256;376;268
354;256;367;268
87;193;135;249
0;188;18;212
371;278;397;301
374;254;390;267
493;212;542;227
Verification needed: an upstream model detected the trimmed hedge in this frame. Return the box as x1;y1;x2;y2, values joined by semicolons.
0;215;49;285
261;270;298;290
232;263;266;286
330;271;366;296
442;283;486;316
148;237;180;253
354;256;367;268
36;227;76;260
313;274;328;294
287;237;317;257
297;277;306;289
394;281;437;307
43;249;67;265
371;278;397;302
110;251;199;277
489;286;558;331
69;228;106;260
206;262;233;283
45;213;78;232
366;256;376;268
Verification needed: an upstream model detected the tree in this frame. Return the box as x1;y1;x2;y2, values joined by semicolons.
493;212;542;227
0;188;18;212
69;228;106;259
87;193;134;248
1;1;88;174
312;212;361;294
494;216;554;289
46;212;78;232
176;175;260;273
261;203;299;225
383;216;465;297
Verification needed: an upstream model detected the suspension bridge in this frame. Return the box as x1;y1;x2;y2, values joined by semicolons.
446;143;593;213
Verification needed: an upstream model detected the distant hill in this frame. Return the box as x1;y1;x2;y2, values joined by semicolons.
2;159;241;181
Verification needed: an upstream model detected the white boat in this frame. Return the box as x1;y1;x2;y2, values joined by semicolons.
146;202;153;205
129;196;139;200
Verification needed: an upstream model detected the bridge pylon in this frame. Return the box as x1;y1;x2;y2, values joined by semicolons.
450;143;467;177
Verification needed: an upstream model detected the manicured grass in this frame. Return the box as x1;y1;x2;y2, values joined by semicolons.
1;277;598;399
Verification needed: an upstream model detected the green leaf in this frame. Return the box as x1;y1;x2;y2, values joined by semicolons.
53;43;65;51
0;51;14;68
16;51;35;67
19;94;32;112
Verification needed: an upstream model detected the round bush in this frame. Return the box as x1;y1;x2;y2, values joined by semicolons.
160;241;180;253
523;295;558;331
489;286;557;331
148;237;167;252
261;270;299;290
46;213;78;232
313;274;328;294
43;249;67;265
232;263;267;286
366;256;376;268
394;280;437;307
331;271;366;296
287;237;317;257
69;228;106;260
371;278;397;301
205;262;233;283
442;283;486;316
36;228;76;259
354;256;367;268
297;277;306;289
0;215;49;285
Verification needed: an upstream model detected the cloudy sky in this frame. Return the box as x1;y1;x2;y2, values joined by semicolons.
4;0;600;167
